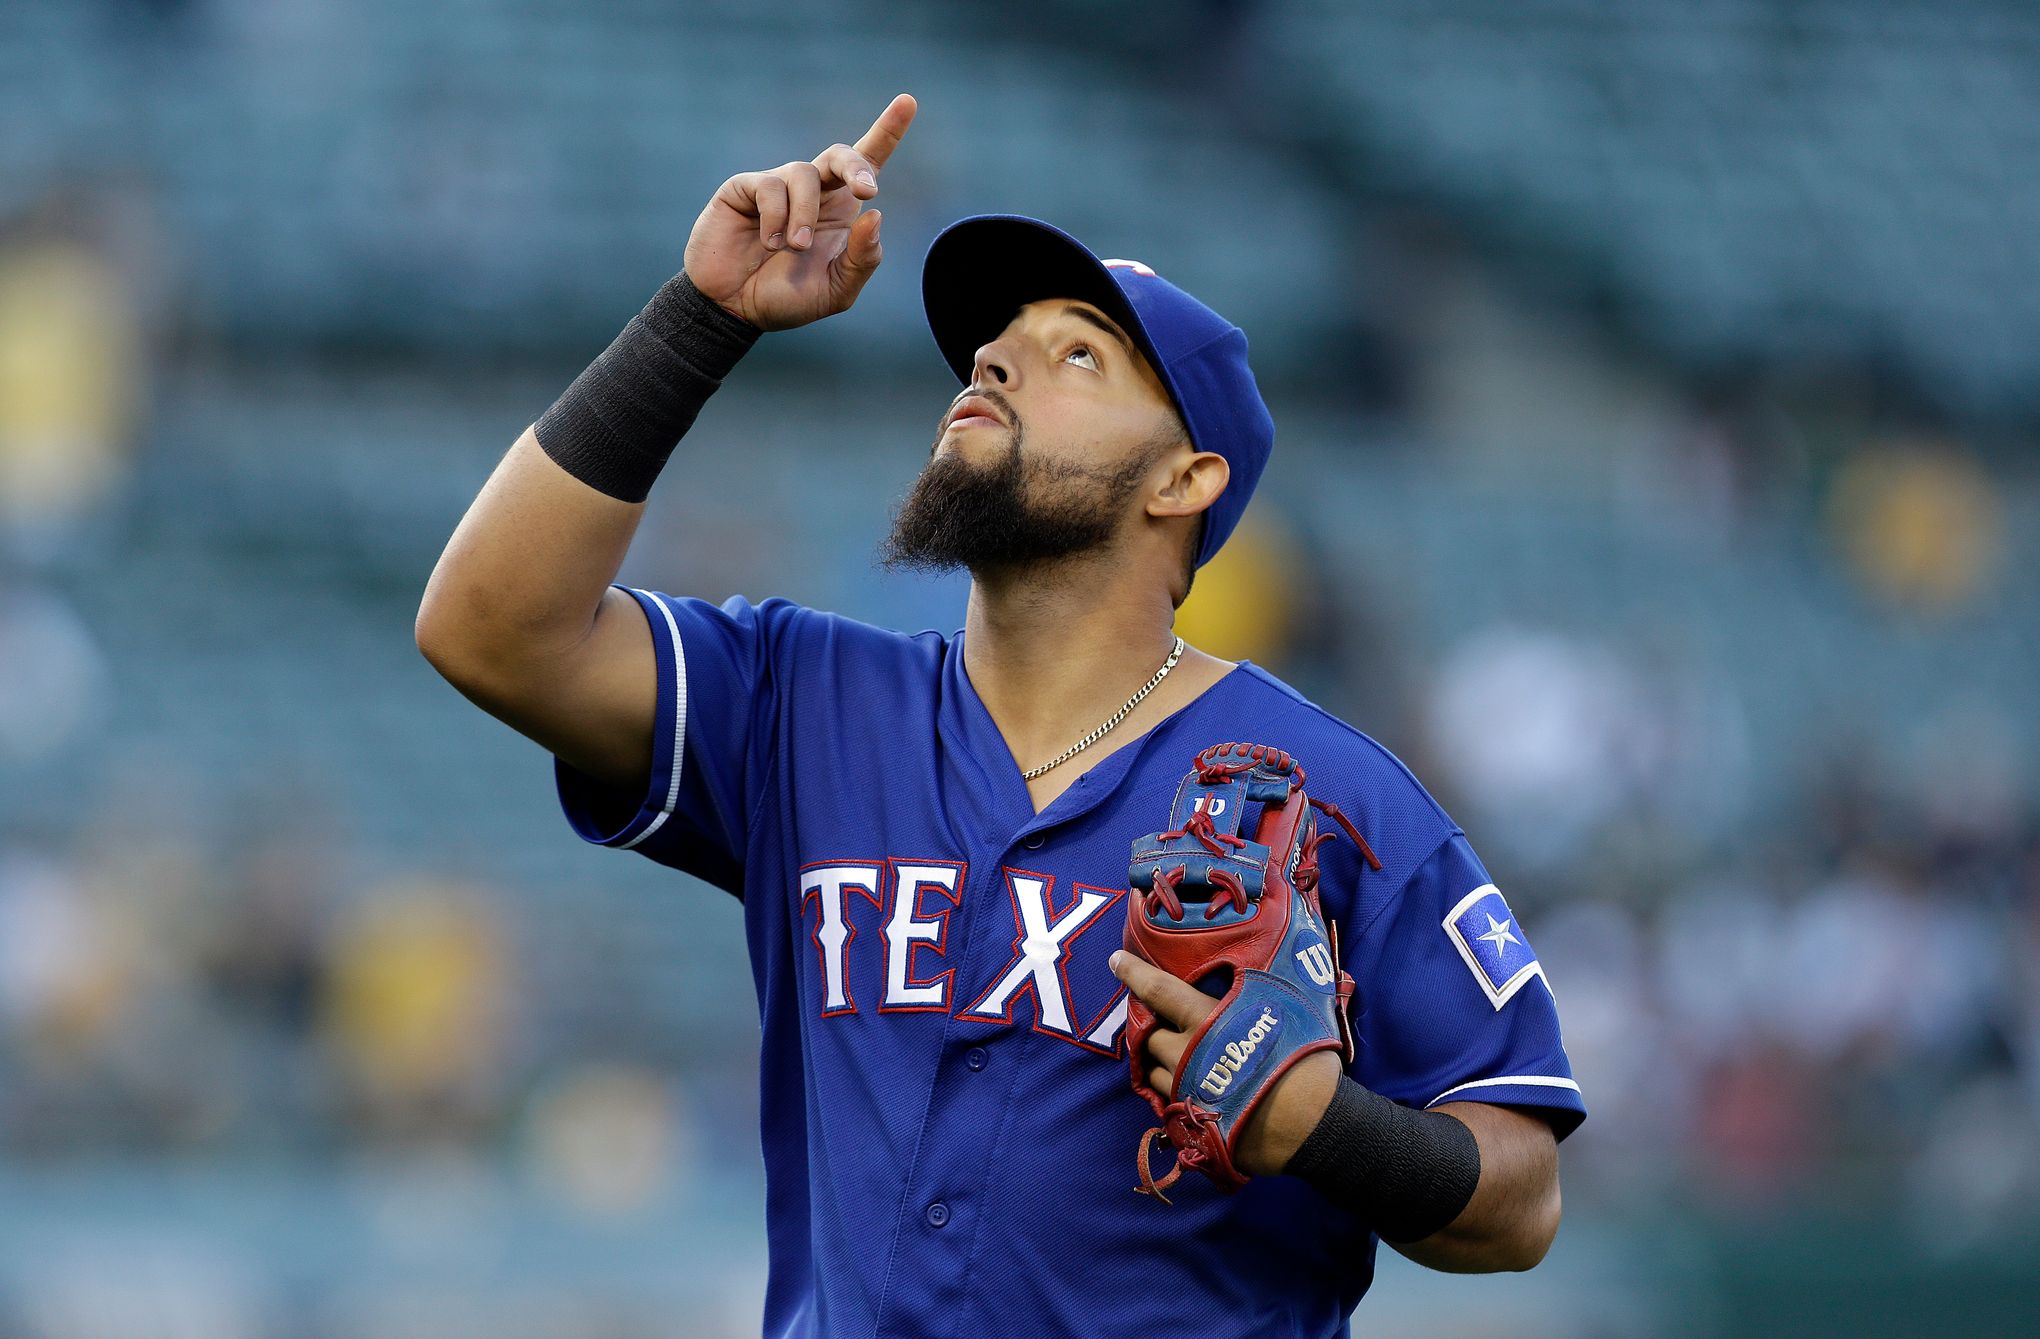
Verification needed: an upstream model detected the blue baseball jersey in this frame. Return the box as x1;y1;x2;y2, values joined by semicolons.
555;590;1585;1339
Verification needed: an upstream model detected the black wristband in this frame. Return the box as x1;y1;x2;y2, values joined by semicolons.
1283;1074;1481;1243
534;271;762;502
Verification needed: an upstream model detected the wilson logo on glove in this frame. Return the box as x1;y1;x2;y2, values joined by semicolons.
1123;742;1381;1202
1197;1007;1281;1098
1296;942;1338;989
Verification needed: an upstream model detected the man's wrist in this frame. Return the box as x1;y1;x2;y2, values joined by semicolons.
533;271;763;503
1244;1050;1342;1175
1282;1073;1481;1243
639;271;760;361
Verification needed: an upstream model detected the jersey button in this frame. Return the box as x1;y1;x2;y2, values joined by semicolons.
925;1201;950;1228
965;1047;988;1071
1023;834;1044;849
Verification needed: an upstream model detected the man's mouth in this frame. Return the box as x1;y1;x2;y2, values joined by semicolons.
944;393;1008;432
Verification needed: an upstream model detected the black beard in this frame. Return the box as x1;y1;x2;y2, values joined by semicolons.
880;422;1160;576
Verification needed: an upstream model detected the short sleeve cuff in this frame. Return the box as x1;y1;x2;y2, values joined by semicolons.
1424;1074;1586;1141
555;586;687;850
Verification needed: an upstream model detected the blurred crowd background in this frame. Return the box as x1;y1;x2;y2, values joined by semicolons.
3;1;2038;1336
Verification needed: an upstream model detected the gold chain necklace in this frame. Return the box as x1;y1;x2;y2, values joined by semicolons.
1021;637;1187;781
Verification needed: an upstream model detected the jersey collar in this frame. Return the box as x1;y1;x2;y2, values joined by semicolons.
936;631;1252;847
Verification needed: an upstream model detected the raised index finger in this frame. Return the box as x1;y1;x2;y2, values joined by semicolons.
853;93;918;173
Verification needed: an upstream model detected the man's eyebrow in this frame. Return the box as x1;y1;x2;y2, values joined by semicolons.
1058;304;1140;361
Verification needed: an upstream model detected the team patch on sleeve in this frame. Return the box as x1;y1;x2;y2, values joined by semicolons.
1442;884;1546;1010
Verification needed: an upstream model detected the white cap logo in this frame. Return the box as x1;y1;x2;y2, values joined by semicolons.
1102;258;1157;277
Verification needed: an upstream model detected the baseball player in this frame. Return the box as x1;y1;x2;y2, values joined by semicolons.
418;94;1583;1338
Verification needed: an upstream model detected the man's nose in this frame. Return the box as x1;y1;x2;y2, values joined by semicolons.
970;336;1017;388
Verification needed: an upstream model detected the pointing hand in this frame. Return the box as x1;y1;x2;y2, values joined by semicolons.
683;93;918;331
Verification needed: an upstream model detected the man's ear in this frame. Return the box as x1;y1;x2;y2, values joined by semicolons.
1148;450;1230;520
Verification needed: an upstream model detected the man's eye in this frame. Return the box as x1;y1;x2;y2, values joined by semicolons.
1065;345;1098;369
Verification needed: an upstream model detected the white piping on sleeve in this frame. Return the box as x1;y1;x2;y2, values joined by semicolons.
1426;1074;1582;1107
620;590;688;850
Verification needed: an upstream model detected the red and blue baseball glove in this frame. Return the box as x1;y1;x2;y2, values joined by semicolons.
1123;741;1379;1201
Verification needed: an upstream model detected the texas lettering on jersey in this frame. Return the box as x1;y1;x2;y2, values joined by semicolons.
798;858;1132;1055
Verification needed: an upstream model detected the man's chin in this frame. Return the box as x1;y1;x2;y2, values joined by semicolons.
878;541;984;576
882;437;1130;574
932;424;1012;459
880;516;1121;575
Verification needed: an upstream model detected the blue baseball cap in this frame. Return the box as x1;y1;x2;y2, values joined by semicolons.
921;214;1273;569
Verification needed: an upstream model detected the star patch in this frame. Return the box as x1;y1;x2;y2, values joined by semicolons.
1443;884;1547;1010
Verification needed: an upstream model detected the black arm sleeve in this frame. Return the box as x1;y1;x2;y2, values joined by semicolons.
1283;1073;1482;1243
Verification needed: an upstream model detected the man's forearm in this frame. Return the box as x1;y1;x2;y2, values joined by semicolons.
417;272;757;683
530;271;760;505
417;427;646;679
1112;953;1566;1272
1386;1101;1562;1273
416;96;904;792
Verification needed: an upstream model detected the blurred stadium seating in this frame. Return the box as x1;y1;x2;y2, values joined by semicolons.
1;2;2037;1336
